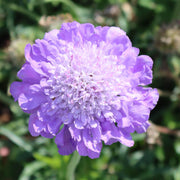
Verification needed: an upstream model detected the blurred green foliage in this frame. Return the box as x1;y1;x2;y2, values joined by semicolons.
0;0;180;179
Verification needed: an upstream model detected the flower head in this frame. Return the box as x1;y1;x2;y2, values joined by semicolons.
10;21;159;158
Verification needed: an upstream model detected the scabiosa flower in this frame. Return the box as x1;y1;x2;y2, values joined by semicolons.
10;21;159;159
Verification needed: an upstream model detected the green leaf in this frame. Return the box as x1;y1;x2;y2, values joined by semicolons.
171;56;180;76
138;0;164;12
174;165;180;180
33;153;61;169
175;140;180;155
44;0;91;22
3;2;39;22
0;90;15;106
19;161;46;180
155;146;165;161
132;133;146;142
0;126;32;152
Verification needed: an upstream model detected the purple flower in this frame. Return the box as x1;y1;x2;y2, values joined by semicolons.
10;21;159;159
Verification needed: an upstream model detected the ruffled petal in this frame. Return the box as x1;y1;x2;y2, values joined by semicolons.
133;55;153;85
17;63;41;83
10;81;26;101
44;29;59;41
77;139;101;159
18;84;46;111
101;121;134;147
69;123;81;142
28;113;44;136
55;126;76;155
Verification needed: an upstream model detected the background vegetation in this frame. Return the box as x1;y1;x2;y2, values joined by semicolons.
0;0;180;179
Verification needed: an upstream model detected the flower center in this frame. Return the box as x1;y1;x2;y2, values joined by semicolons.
44;42;123;127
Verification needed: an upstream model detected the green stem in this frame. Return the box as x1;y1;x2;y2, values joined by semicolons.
66;151;81;180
